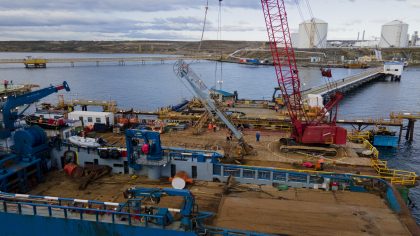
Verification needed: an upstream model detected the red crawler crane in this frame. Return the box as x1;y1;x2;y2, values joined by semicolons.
260;0;346;145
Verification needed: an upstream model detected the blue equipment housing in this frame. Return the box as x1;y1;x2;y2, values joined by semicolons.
12;126;48;160
373;135;399;148
125;129;164;170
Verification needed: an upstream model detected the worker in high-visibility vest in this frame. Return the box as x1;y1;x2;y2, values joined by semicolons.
316;158;325;171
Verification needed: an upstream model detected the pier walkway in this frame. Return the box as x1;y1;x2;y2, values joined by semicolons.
303;67;385;97
0;56;209;67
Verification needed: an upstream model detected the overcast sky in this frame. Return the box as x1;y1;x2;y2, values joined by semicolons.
0;0;418;41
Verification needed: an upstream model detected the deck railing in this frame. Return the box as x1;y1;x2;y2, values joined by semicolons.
347;131;417;185
0;195;165;228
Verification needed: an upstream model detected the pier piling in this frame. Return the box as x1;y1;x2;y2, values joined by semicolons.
405;119;416;142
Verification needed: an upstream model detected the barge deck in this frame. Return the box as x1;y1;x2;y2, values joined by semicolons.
28;170;411;236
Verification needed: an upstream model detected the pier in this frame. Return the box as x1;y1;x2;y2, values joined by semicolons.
303;67;386;98
337;117;404;142
0;56;210;68
390;112;420;142
0;84;39;99
337;112;420;143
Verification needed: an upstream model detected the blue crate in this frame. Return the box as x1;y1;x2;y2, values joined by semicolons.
373;135;398;147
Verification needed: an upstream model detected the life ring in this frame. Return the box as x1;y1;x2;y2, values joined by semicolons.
62;150;78;168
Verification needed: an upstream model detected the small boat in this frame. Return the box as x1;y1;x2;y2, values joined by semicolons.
171;99;189;112
68;136;100;148
25;115;67;129
343;61;369;69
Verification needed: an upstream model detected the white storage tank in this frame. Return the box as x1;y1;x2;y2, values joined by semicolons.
297;18;328;48
291;32;300;47
379;20;409;48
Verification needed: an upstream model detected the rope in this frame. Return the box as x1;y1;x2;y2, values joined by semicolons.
198;0;209;51
214;0;223;89
304;0;323;48
295;0;310;46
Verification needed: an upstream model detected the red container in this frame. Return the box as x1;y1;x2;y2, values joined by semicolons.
121;150;127;157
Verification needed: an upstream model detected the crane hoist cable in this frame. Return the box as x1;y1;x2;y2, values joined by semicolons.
295;0;323;48
295;0;310;45
214;0;223;89
198;0;209;51
297;0;330;88
304;0;324;48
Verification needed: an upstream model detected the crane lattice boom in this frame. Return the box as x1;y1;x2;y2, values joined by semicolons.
260;0;347;144
261;0;307;139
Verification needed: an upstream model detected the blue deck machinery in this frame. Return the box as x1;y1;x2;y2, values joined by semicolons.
0;81;70;192
126;128;223;180
125;129;168;179
123;187;213;231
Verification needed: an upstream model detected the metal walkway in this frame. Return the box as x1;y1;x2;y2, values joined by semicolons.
303;67;384;97
347;131;417;185
0;56;209;67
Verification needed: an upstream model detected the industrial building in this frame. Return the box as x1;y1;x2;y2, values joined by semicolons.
353;40;379;48
379;20;409;48
297;18;328;48
411;31;418;47
68;111;114;127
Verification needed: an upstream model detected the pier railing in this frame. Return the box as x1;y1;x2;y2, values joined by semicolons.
304;67;383;96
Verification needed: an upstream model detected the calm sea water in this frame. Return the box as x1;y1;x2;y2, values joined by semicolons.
1;52;419;221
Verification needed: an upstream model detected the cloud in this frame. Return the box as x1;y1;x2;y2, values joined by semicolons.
0;0;417;41
0;0;268;40
0;10;129;27
343;20;362;27
0;3;265;41
0;0;264;12
406;0;420;7
0;1;198;12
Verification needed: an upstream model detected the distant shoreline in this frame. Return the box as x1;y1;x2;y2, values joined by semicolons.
0;41;419;66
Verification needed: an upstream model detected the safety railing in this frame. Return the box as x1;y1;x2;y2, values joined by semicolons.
363;139;379;158
363;138;416;185
347;131;416;185
204;226;272;236
164;146;223;163
0;194;165;228
306;67;383;96
347;130;371;143
390;111;420;120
